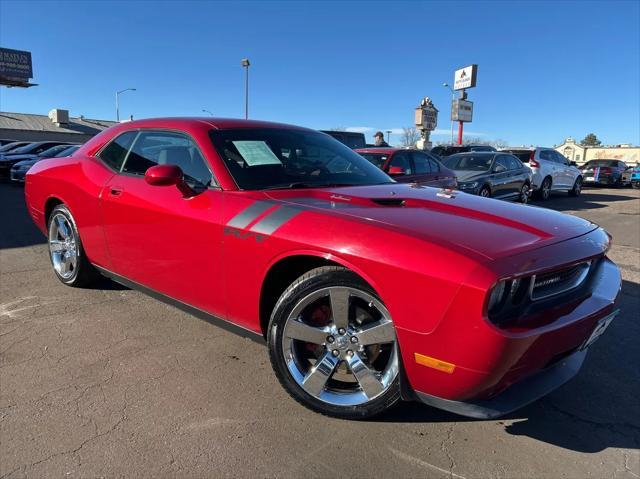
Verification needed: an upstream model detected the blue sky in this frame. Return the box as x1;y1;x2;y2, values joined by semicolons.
1;0;638;147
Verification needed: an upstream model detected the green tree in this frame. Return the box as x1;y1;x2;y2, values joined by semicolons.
580;133;602;146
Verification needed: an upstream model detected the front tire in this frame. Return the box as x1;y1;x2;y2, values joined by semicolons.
537;177;552;200
479;186;491;198
518;183;531;204
268;266;401;419
47;205;100;287
569;177;582;197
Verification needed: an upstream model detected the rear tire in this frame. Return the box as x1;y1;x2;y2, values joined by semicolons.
569;177;582;197
47;205;100;287
267;266;401;419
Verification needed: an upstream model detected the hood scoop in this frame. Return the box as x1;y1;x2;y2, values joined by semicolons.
371;198;406;207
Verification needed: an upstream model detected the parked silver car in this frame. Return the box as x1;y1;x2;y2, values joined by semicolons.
500;147;583;200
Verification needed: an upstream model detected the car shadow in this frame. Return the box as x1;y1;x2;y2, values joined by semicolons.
0;182;47;249
377;279;640;453
532;189;638;212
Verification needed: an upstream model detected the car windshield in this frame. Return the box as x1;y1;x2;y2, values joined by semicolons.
10;143;42;154
209;128;393;190
585;160;617;167
443;154;494;171
0;142;27;153
54;145;80;157
431;146;470;157
359;152;389;169
37;145;72;157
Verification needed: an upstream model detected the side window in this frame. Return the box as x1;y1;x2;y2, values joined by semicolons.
494;156;510;172
540;150;552;162
390;152;412;174
97;131;138;171
507;156;522;170
553;151;567;165
411;152;431;174
122;130;213;186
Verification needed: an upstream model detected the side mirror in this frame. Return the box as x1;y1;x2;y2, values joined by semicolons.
388;166;405;175
570;161;577;167
493;164;507;173
145;164;184;186
145;164;195;196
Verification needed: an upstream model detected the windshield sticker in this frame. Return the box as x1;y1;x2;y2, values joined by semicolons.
232;141;282;166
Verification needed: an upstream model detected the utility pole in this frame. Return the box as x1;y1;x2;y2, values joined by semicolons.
241;58;250;119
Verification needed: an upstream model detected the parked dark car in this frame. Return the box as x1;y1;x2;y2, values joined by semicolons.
320;130;367;149
580;159;627;186
443;152;532;202
0;141;31;155
10;145;81;183
430;144;497;158
0;141;72;179
0;139;19;146
355;147;457;189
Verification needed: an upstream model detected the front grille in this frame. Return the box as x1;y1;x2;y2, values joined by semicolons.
530;261;591;301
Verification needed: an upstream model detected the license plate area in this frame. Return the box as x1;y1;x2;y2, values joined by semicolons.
580;310;618;350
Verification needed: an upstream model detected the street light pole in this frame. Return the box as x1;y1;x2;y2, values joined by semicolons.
443;83;455;145
386;130;391;145
241;58;250;119
116;88;136;122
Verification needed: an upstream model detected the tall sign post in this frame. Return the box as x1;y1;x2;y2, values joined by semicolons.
452;64;477;145
0;47;36;88
415;97;438;150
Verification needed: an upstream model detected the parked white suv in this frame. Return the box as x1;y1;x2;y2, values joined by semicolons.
500;147;583;200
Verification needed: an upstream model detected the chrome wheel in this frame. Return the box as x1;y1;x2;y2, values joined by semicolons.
574;178;582;195
541;178;551;200
48;213;77;280
281;286;398;406
520;184;530;204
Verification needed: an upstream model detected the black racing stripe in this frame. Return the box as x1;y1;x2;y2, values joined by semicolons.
249;206;301;235
226;201;274;229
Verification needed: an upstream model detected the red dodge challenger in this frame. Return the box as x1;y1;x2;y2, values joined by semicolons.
25;118;621;419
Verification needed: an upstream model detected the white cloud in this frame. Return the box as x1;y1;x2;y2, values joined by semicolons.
345;126;374;133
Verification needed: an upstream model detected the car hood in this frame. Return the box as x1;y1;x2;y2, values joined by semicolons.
264;184;598;261
12;158;39;168
453;170;490;182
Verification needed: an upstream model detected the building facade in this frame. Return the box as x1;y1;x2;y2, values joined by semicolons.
0;109;116;144
556;138;639;166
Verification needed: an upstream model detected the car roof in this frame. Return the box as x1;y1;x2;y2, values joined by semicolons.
355;147;399;154
119;117;312;132
449;151;497;156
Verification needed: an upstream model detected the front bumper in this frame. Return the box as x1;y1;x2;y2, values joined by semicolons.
416;308;618;419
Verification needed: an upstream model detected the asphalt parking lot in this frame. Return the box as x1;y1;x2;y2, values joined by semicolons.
1;183;638;479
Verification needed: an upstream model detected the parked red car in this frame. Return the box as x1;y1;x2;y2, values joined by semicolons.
356;147;457;189
25;118;621;419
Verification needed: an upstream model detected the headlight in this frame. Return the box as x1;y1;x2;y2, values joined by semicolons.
460;181;478;189
487;280;507;313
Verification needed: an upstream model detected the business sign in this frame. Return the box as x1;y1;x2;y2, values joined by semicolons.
453;64;477;91
415;97;438;131
0;48;33;79
451;99;474;122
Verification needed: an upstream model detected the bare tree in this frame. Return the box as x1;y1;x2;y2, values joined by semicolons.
400;127;420;147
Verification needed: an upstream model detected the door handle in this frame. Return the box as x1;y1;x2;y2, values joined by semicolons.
109;186;123;196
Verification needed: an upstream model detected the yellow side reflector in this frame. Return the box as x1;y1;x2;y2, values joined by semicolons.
414;353;456;374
